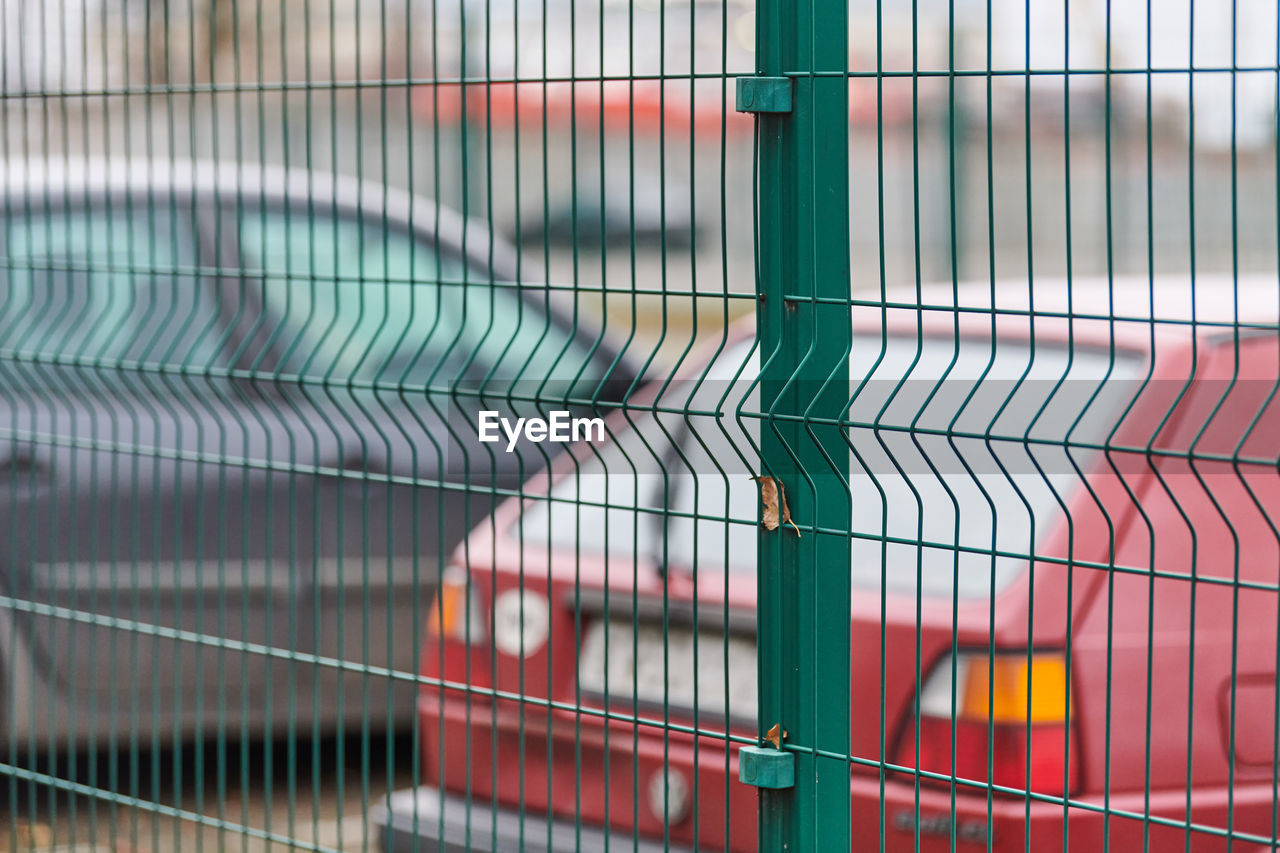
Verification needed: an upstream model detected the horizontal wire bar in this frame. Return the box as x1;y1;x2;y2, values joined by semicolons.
2;257;1265;332
819;296;1280;332
0;594;753;746
2;62;1278;101
799;64;1280;78
820;752;1280;846
0;762;346;853
0;257;756;301
0;71;756;101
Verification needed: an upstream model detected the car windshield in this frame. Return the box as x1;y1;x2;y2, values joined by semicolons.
238;208;605;390
519;333;1143;599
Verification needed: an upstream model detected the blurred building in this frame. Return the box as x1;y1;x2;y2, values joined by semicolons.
1;0;423;92
2;0;103;93
988;0;1273;150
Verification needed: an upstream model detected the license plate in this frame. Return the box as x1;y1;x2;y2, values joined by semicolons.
577;618;757;721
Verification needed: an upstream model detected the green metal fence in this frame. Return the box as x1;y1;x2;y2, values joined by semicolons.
1;0;1279;852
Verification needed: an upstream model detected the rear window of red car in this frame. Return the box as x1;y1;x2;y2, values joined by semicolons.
519;334;1143;599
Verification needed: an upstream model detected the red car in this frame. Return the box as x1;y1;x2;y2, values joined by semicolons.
379;276;1280;852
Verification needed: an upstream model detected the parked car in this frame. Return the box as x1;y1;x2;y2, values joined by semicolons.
379;275;1280;851
0;157;638;745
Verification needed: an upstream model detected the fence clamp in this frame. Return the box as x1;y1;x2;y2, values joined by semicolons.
735;77;793;114
738;745;795;789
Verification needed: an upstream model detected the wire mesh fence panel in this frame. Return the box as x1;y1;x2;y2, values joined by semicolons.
822;1;1280;853
0;0;754;851
0;1;1278;852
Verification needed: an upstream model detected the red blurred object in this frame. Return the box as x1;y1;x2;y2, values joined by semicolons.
898;718;1081;798
412;79;755;136
410;78;914;135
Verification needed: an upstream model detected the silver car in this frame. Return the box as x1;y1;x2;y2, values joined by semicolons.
0;158;636;746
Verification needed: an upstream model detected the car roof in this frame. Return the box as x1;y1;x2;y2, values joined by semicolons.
693;274;1280;384
0;156;522;281
906;273;1280;327
0;156;645;389
726;274;1280;349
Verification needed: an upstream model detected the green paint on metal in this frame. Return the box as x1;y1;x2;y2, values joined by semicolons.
738;746;796;789
752;0;852;849
735;77;794;114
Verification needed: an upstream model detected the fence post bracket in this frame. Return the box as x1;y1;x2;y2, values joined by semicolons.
735;77;793;113
738;745;795;789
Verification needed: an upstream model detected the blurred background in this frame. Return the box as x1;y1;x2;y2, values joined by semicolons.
1;1;1278;849
4;0;1278;368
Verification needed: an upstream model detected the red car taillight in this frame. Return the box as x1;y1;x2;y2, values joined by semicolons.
423;565;493;695
896;652;1081;797
427;565;486;645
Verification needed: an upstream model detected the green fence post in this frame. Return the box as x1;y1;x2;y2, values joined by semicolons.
748;0;852;849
